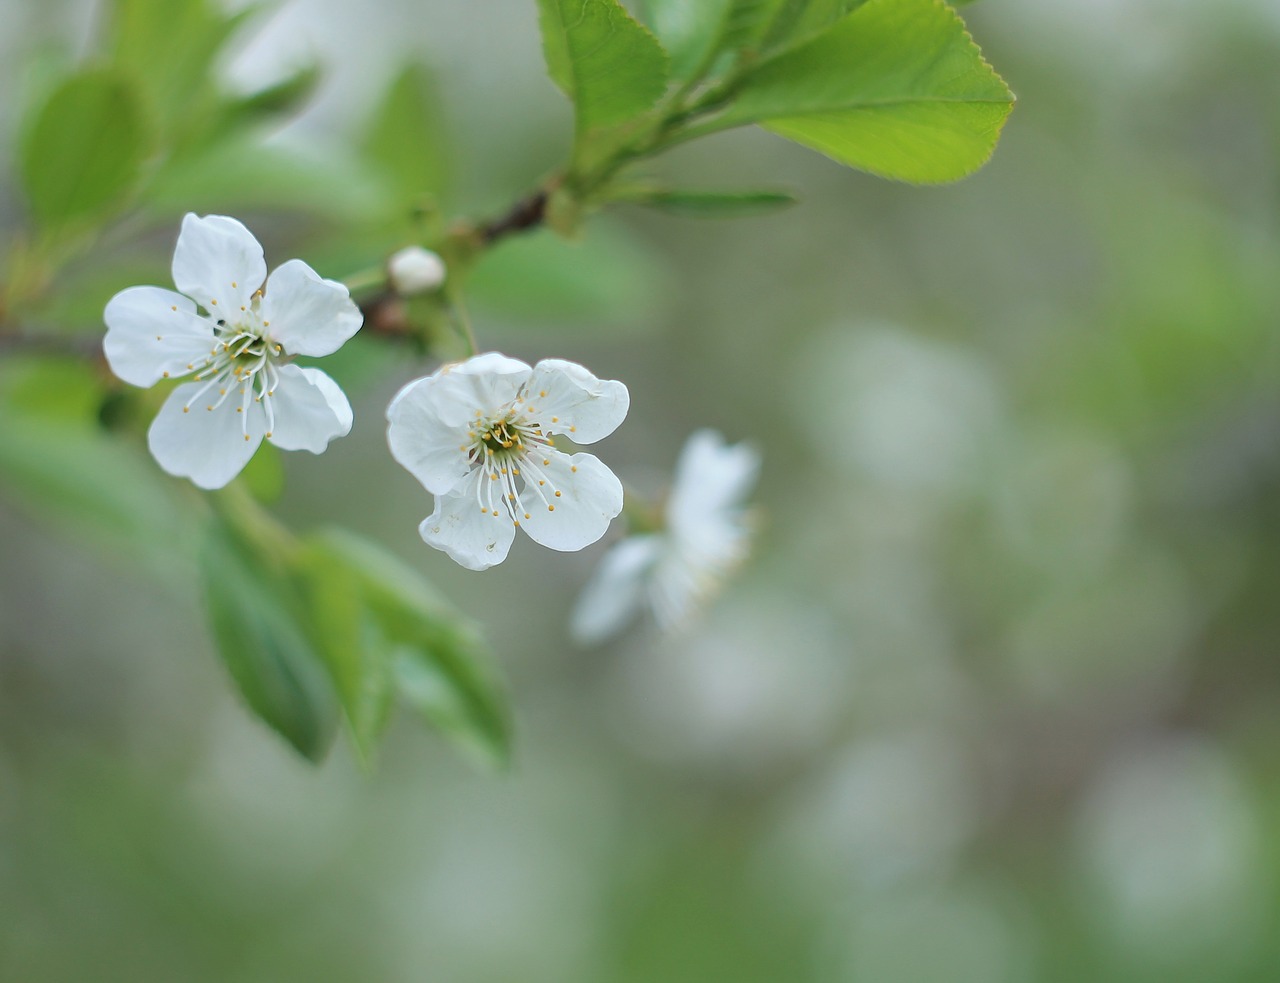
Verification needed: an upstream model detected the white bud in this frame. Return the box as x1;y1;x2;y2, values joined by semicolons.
387;246;446;295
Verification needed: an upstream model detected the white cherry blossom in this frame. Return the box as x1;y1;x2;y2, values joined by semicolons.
103;213;362;489
386;353;629;571
571;429;761;643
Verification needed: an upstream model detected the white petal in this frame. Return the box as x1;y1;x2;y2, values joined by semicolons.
171;213;265;314
649;547;724;631
265;365;352;452
103;286;215;386
667;429;761;541
569;535;663;644
259;258;362;357
386;376;474;495
419;471;517;570
147;381;264;489
428;352;531;427
525;358;629;444
518;451;623;552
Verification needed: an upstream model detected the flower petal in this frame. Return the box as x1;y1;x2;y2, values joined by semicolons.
265;365;353;452
525;358;629;444
171;213;265;314
147;381;264;489
569;535;663;644
649;549;720;630
427;352;531;428
259;258;362;357
386;376;475;495
667;429;761;543
518;451;623;552
419;470;517;570
103;286;215;386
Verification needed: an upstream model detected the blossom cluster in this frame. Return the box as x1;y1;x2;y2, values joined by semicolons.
104;214;758;633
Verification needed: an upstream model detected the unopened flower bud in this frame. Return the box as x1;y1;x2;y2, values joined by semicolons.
387;246;446;295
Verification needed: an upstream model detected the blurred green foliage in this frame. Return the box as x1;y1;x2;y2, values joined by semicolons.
6;1;1280;982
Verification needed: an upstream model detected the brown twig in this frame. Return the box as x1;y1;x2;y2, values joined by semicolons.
477;189;549;246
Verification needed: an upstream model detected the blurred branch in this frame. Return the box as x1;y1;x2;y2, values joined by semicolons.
0;331;103;359
476;188;549;246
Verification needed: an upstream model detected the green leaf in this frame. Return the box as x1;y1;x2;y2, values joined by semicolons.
362;62;452;208
295;540;394;766
535;0;670;137
609;185;798;216
762;0;870;49
107;0;257;141
19;68;149;227
200;515;340;761
0;360;193;577
721;0;1014;183
146;139;383;220
309;530;511;767
717;0;790;55
217;63;322;134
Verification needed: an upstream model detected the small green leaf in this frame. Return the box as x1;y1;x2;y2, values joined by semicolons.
722;0;1014;183
609;185;798;216
19;68;149;227
535;0;670;137
362;62;451;207
310;530;511;767
217;64;322;133
200;515;340;761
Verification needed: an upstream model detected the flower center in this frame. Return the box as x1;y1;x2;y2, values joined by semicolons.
468;406;565;525
180;298;285;441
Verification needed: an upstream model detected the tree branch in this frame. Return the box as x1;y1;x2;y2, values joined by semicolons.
477;188;549;246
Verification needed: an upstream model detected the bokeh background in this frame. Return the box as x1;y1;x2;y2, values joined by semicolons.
4;0;1280;980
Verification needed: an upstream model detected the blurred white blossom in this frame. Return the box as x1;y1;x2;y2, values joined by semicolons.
386;352;629;570
794;324;1002;494
571;429;760;642
1075;737;1265;965
103;213;362;489
387;245;446;295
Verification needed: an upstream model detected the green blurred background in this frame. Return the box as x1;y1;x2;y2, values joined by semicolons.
4;0;1280;980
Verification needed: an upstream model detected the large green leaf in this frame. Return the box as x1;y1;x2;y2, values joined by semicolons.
535;0;670;137
720;0;1014;183
200;515;340;761
107;0;256;141
294;542;394;766
362;62;452;208
19;68;149;227
308;530;511;766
